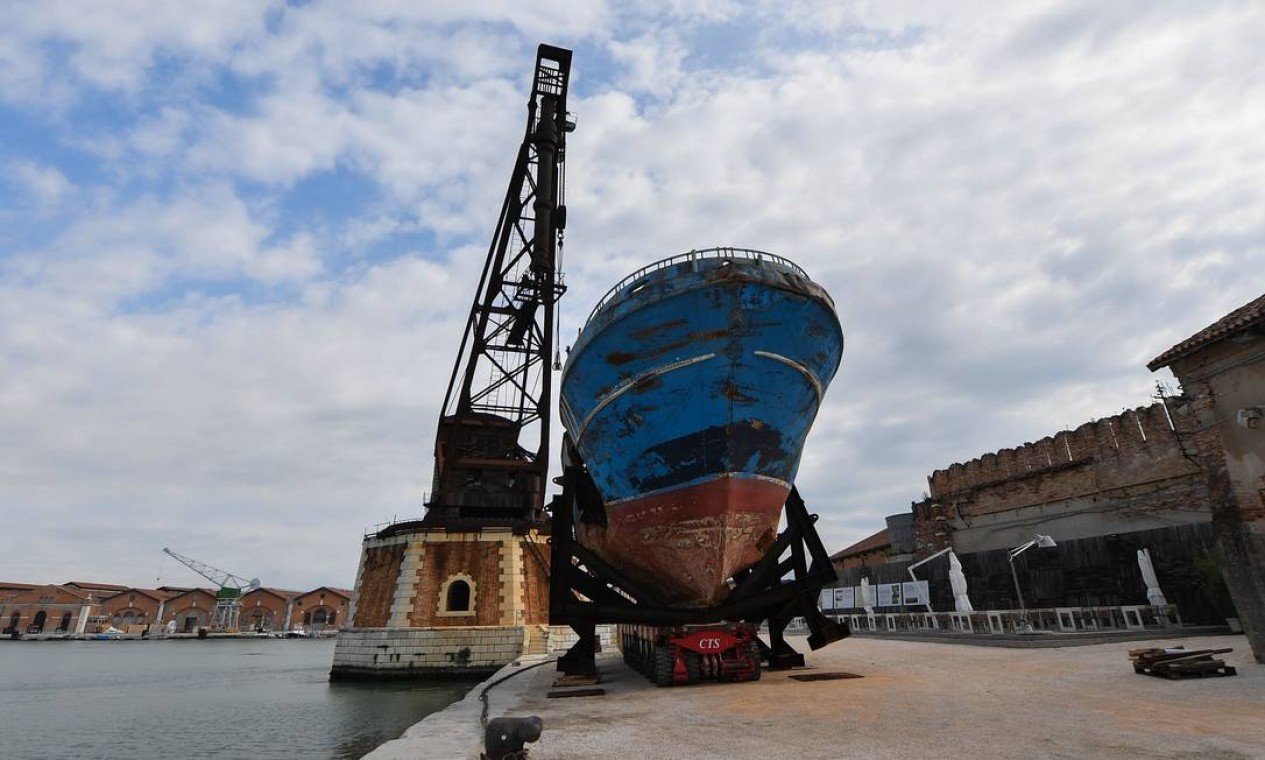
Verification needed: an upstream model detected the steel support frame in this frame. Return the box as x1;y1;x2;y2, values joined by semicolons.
548;463;850;677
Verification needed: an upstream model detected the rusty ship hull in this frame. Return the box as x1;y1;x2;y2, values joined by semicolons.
559;248;843;608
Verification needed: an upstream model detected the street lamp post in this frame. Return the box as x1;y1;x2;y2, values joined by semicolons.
1008;534;1057;633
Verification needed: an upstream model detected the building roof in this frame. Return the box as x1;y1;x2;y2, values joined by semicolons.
101;587;178;602
64;581;131;592
1148;292;1265;370
297;586;353;599
830;528;891;561
243;587;301;600
7;584;92;602
161;587;216;601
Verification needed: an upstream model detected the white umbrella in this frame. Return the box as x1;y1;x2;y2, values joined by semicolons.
949;551;974;613
1138;548;1168;607
859;578;874;616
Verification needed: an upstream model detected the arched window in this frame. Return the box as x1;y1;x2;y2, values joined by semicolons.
446;580;471;612
8;612;20;631
32;611;47;632
438;575;476;616
58;613;72;632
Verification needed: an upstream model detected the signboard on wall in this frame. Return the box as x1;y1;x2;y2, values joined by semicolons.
821;587;859;610
877;583;903;607
902;581;930;606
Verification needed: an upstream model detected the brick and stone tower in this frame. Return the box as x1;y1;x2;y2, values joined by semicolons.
331;45;573;678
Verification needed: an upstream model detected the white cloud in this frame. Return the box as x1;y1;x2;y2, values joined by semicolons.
0;1;269;105
8;161;74;211
2;1;1264;585
607;31;689;93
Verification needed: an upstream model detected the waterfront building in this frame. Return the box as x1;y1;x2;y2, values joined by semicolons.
1;584;99;635
288;587;350;634
240;587;296;632
161;588;219;633
99;587;179;630
1;581;352;636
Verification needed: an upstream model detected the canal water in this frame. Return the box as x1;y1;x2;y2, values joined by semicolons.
0;638;477;759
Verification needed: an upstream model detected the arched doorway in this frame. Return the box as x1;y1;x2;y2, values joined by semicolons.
248;609;273;632
32;611;47;633
57;613;72;632
7;612;20;633
180;610;207;633
311;608;328;632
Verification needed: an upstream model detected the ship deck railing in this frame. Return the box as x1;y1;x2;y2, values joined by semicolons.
585;246;807;324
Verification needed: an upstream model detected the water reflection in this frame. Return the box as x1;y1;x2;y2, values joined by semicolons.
0;639;477;760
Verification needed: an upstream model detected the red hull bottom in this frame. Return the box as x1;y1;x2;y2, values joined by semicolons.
577;475;788;607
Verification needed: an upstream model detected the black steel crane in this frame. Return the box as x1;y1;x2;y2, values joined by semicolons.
422;44;575;529
162;547;261;632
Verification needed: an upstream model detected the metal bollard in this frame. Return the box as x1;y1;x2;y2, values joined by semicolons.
482;716;543;760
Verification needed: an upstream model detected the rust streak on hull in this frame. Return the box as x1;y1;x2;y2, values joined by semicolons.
577;476;788;607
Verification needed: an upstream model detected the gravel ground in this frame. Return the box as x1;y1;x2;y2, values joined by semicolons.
378;633;1264;760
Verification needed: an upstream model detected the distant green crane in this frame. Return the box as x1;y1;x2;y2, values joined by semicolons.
162;547;261;632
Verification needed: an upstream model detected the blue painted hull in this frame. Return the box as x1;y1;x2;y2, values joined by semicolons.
560;249;843;606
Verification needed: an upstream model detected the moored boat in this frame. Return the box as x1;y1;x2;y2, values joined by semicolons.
559;247;843;607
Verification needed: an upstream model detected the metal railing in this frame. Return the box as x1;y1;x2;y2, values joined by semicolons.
584;247;807;324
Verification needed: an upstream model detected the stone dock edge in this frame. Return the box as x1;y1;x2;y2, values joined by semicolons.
362;654;554;760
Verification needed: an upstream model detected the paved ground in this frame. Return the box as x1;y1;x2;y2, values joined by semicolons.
372;633;1264;760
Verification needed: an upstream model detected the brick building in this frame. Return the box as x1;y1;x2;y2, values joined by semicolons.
1;584;98;635
98;588;178;630
240;588;295;633
831;529;892;570
1149;291;1265;662
161;588;217;633
288;587;351;633
908;401;1223;620
824;398;1230;623
0;582;37;604
917;402;1210;557
1;581;354;637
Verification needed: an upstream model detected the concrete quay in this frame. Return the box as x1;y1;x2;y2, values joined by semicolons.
375;633;1264;760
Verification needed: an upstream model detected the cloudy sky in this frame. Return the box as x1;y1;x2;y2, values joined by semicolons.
3;1;1262;591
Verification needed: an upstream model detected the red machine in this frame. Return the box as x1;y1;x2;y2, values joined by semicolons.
621;623;762;686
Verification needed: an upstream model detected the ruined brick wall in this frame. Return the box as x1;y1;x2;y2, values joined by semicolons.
409;540;504;627
1168;335;1265;662
929;402;1204;514
919;402;1211;556
831;549;890;571
351;543;406;628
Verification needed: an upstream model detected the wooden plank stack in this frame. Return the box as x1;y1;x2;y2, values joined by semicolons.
1128;646;1237;680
